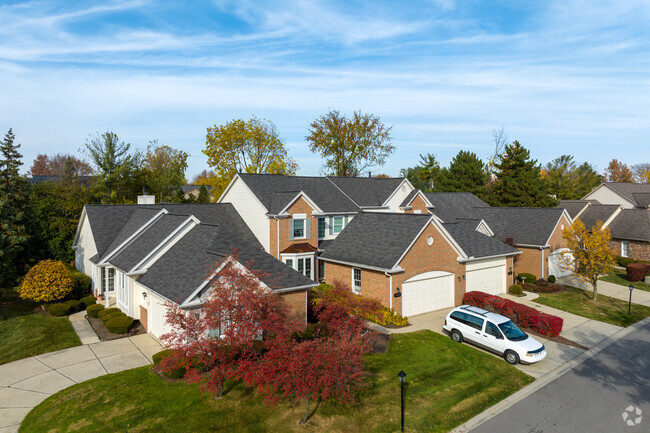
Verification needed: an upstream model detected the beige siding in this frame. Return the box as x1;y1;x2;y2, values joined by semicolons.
383;180;415;212
584;186;635;208
74;213;97;276
133;281;173;340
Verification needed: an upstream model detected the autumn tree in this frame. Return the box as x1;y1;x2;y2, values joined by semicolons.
0;129;30;288
561;219;616;300
306;110;394;177
18;260;74;302
204;117;298;197
28;154;93;176
399;153;441;192
143;142;188;202
487;141;555;207
84;131;145;203
632;163;650;183
604;159;634;183
436;151;488;197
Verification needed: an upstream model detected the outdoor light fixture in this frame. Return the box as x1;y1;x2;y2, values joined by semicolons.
628;284;633;315
458;276;461;281
398;370;407;432
142;292;147;300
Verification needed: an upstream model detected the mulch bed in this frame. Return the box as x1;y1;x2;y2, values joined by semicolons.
86;315;146;341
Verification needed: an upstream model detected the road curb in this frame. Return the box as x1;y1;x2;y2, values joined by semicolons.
449;317;650;433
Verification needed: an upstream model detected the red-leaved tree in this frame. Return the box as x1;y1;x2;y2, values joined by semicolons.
161;256;290;397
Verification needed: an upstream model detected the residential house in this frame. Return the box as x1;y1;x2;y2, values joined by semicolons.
73;200;315;339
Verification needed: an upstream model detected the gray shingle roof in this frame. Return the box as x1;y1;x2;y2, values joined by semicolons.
576;204;620;229
606;209;650;242
399;189;420;208
109;214;189;272
557;200;594;219
137;223;315;302
632;193;650;208
237;174;360;213
84;205;140;257
473;207;565;247
326;176;405;207
319;213;434;270
97;208;162;261
442;223;519;259
424;192;490;222
599;183;650;207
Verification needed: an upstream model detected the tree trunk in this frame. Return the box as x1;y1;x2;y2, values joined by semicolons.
591;278;598;300
299;394;310;425
215;380;223;398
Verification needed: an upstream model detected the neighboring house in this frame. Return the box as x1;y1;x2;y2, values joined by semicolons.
319;212;519;316
424;193;573;279
180;184;212;200
72;199;315;339
558;183;650;261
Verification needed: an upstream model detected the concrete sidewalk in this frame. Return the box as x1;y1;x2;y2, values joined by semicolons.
559;275;650;307
0;334;162;433
68;311;100;345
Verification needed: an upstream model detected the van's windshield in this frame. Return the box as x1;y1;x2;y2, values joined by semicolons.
498;320;528;341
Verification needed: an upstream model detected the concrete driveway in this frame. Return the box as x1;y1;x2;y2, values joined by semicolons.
0;334;162;433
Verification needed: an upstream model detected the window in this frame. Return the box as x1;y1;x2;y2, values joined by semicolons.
106;268;115;292
297;258;304;274
304;258;311;279
285;259;293;268
485;321;502;338
318;260;325;281
333;216;344;234
293;219;305;238
318;218;326;238
464;314;484;331
622;241;629;258
353;268;361;292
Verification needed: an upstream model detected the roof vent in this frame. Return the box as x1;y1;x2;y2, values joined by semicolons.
137;195;156;204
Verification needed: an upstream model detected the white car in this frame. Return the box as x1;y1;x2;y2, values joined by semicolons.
442;305;547;365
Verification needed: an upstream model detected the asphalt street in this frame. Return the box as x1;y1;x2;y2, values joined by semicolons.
470;320;650;433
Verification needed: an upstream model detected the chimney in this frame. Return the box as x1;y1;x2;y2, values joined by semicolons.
137;195;156;204
368;172;371;178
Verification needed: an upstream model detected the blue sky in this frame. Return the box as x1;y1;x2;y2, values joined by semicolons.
0;0;648;179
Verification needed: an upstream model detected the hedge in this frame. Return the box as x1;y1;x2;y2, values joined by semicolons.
97;307;121;320
627;263;650;282
81;295;96;308
86;304;104;318
522;282;563;293
64;299;83;313
105;316;134;334
618;257;637;267
102;312;126;324
46;303;71;316
70;270;91;298
509;284;523;295
152;349;172;366
517;273;537;283
463;291;563;337
548;275;556;283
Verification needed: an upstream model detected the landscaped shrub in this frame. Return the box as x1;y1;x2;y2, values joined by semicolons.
64;299;83;313
152;349;172;366
105;316;134;334
618;257;636;267
509;284;523;295
548;275;556;283
517;273;537;283
373;308;409;327
18;260;74;303
292;322;330;342
80;295;96;308
46;303;71;316
69;269;91;298
627;263;650;282
86;304;104;318
97;307;121;320
462;291;563;337
522;283;563;293
102;312;126;324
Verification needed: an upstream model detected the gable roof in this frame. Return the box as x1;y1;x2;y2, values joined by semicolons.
588;183;650;207
442;222;519;259
326;176;406;207
606;209;650;242
84;205;143;258
473;207;566;247
424;192;490;222
236;174;360;214
557;200;595;219
575;204;621;229
96;207;163;262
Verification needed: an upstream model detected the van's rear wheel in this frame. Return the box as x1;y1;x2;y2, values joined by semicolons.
450;330;463;343
504;350;519;365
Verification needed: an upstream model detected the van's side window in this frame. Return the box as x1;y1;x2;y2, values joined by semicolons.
485;321;502;338
464;314;484;331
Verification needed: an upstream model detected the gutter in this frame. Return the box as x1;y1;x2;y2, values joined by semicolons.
319;257;404;274
456;251;522;263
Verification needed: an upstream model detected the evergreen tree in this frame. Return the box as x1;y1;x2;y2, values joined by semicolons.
399;153;441;192
196;184;210;203
0;129;30;288
488;141;555;207
436;151;488;197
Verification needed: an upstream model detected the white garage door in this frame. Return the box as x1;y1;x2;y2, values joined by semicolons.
402;271;454;316
466;258;507;295
549;248;573;278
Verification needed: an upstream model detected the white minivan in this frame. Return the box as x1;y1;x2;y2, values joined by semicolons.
442;305;547;365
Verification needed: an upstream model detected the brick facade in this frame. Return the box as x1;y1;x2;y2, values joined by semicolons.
404;194;430;214
279;289;308;323
608;239;650;261
514;213;571;280
269;196;319;260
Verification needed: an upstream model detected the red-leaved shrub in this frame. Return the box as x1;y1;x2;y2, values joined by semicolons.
462;291;564;337
626;263;650;282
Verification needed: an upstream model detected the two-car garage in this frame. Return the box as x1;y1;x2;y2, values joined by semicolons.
465;258;507;296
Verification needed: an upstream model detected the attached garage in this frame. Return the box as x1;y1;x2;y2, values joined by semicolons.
402;271;455;316
549;248;572;278
465;258;506;295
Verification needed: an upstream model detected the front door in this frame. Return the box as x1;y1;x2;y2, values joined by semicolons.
140;306;148;332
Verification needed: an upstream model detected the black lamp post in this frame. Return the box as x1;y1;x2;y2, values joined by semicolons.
628;284;633;315
398;370;406;432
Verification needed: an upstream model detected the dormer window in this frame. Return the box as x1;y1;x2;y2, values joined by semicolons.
293;219;305;238
333;216;344;234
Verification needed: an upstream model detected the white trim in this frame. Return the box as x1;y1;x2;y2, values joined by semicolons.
601;206;624;228
476;219;495;237
572;202;592;221
621;240;630;258
129;215;200;273
381;178;414;207
319;256;403;273
456;251;522;263
400;190;433;209
98;209;168;265
276;191;323;215
274;284;318;293
72;206;88;248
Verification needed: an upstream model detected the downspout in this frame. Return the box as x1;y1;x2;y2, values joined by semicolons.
385;271;393;310
541;247;545;280
276;217;280;259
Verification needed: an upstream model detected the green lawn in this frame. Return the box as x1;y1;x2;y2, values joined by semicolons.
599;273;650;292
0;299;81;365
20;331;533;433
535;287;650;327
